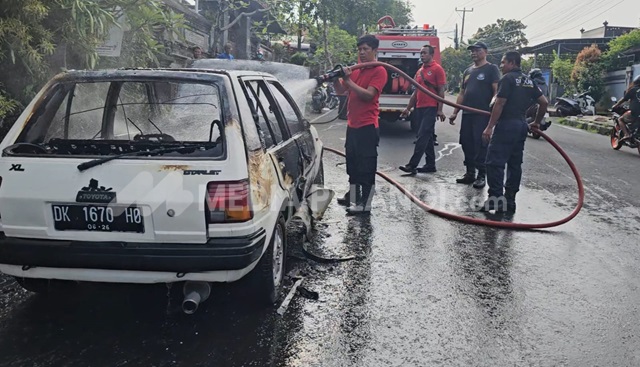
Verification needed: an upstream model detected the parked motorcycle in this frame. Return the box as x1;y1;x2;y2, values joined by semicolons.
609;97;640;154
311;82;339;113
554;86;596;117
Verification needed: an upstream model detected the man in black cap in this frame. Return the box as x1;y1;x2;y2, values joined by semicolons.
448;41;501;189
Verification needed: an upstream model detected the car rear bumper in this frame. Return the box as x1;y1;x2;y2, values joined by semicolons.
0;229;266;273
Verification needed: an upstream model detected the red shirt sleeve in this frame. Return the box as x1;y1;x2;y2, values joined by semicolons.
369;66;388;95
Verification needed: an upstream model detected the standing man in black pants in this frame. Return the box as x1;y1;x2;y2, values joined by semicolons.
335;34;388;215
448;41;500;189
399;44;447;174
479;51;548;213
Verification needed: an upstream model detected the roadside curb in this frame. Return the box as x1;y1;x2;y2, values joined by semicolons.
555;117;613;136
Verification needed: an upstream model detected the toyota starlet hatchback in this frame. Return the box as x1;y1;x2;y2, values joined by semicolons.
0;68;325;307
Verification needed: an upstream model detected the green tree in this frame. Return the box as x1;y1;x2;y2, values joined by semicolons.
469;18;528;64
0;0;57;108
521;57;534;74
440;47;471;92
550;50;575;95
309;25;357;68
97;1;185;69
571;44;605;102
0;0;186;123
290;51;308;65
603;29;640;70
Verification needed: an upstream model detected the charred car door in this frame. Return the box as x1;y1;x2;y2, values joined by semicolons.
265;79;317;179
240;78;304;203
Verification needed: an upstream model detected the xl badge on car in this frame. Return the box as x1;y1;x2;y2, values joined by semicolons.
76;178;117;203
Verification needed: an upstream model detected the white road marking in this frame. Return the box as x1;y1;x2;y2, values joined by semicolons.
435;143;462;161
309;109;336;123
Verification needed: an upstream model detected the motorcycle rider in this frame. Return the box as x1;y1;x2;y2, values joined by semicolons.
525;69;551;131
611;74;640;141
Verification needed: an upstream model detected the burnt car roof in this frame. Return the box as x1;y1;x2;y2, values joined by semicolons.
49;68;277;83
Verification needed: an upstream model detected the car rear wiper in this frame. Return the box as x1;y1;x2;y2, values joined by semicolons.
77;143;216;172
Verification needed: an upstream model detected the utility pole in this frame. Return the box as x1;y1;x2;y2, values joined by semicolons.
456;7;473;46
454;23;459;50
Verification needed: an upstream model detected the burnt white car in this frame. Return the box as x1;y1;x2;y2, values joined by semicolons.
0;68;326;311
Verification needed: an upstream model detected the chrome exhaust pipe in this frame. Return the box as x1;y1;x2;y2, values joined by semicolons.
182;281;211;315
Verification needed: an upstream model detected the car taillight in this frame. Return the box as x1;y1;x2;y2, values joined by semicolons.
206;180;252;223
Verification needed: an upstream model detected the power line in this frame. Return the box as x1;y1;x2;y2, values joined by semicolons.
526;0;609;42
524;0;598;38
520;0;554;21
576;0;629;29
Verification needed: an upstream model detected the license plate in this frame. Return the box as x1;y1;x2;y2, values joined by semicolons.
52;204;145;233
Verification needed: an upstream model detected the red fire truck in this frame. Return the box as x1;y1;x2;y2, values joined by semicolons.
374;16;441;132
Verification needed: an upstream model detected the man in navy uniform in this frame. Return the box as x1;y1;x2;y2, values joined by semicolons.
449;41;500;189
479;51;548;213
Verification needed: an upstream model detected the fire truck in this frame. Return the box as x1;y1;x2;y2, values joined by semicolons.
374;16;441;132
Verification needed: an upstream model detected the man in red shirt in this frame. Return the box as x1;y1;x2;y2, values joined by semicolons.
335;34;388;215
399;45;447;174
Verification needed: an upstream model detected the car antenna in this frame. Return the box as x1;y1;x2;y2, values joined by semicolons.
126;118;144;135
147;119;163;134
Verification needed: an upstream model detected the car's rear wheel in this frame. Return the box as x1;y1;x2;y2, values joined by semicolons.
249;215;286;305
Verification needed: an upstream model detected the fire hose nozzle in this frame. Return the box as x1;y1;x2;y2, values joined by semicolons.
314;65;345;84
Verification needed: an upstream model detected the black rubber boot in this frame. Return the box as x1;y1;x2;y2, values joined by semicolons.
472;172;486;189
336;184;360;206
505;191;517;213
456;172;476;184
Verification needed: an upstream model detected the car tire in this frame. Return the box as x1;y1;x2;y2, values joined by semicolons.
15;277;76;294
555;107;564;117
313;161;324;185
249;215;286;305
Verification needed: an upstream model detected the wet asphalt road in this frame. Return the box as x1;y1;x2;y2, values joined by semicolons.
1;100;639;366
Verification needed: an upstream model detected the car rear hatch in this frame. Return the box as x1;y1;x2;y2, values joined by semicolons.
0;156;243;243
0;72;247;244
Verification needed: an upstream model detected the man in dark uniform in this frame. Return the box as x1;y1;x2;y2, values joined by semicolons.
479;51;548;213
448;41;500;189
335;34;388;215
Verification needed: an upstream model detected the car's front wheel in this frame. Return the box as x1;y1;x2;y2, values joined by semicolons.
249;215;286;305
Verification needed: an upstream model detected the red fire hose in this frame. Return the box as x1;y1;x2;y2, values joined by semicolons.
324;61;584;229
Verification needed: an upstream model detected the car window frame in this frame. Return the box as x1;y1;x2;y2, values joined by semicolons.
240;78;293;150
265;79;309;136
9;76;228;160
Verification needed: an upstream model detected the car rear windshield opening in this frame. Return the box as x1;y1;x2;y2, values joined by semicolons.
14;79;226;158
